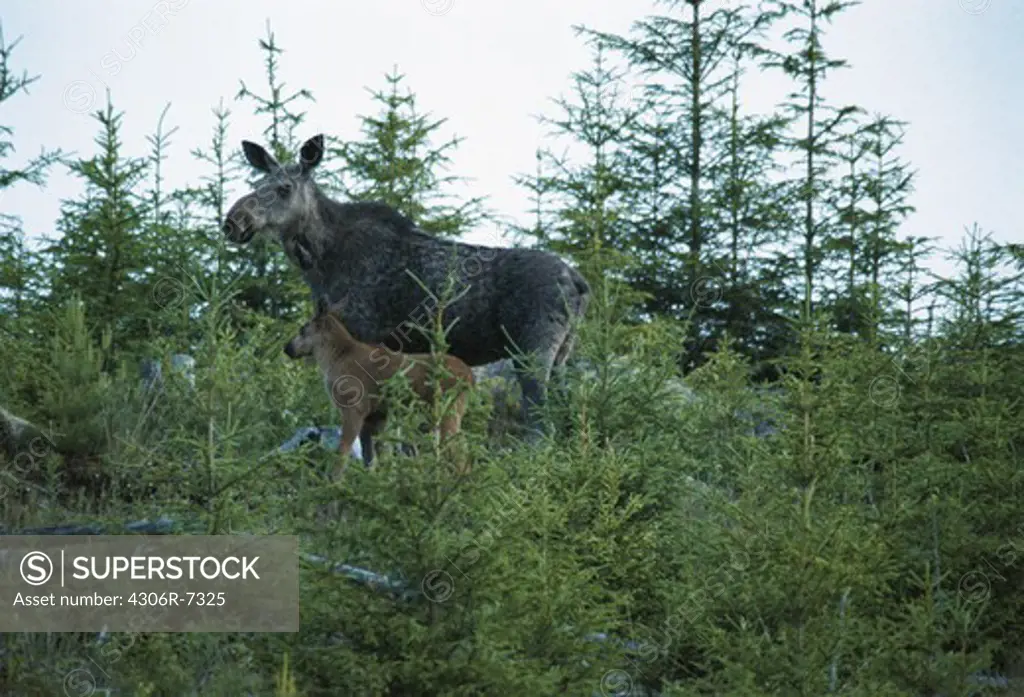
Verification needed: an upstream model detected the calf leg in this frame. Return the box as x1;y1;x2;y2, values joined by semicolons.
358;411;386;468
336;409;366;480
358;427;375;468
328;409;366;520
440;394;471;476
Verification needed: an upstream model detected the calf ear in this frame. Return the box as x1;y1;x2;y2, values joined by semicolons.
299;134;325;174
242;140;280;173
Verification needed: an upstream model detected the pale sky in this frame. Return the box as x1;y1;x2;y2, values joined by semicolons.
2;0;1021;284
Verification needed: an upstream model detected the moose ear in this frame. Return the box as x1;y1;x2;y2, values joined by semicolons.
315;295;330;317
299;134;325;174
242;140;279;173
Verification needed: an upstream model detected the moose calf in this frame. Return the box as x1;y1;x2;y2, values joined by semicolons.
284;296;475;480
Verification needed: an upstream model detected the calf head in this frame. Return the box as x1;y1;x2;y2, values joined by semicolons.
284;295;335;359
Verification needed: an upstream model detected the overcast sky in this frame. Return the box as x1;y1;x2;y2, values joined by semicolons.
2;0;1020;282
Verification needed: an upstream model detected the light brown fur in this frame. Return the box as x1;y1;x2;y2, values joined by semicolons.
284;297;475;480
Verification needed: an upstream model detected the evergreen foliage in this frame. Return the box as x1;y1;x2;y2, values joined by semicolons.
1;5;1022;696
327;67;491;238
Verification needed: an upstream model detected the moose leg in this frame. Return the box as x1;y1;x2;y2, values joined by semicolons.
503;280;579;443
547;330;576;418
512;344;560;443
553;329;576;370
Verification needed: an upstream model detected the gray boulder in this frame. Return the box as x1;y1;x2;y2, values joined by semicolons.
277;425;364;462
140;353;197;392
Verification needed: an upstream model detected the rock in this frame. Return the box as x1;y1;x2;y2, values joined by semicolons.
140;353;197;391
170;354;196;387
472;359;517;383
277;425;363;462
0;405;51;459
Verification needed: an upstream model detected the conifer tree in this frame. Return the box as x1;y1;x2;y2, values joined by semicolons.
825;114;916;343
616;104;688;320
580;1;783;369
135;103;232;346
707;18;794;374
513;40;645;347
858;115;916;341
827;117;871;336
0;224;34;319
147;106;201;267
0;21;61;318
716;37;787;273
190;99;242;289
891;234;935;345
514;41;692;457
935;224;1022;350
762;0;862;318
329;67;489;238
583;1;760;271
235;20;314;161
233;20;313;319
510;148;556;245
43;94;149;363
145;103;178;228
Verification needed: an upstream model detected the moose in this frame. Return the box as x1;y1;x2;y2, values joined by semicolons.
222;134;590;441
283;295;475;474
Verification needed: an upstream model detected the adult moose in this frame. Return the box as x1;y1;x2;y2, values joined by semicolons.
222;134;590;442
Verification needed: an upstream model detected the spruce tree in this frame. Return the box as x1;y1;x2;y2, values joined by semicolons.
583;0;760;271
0;20;62;318
138;102;206;342
826;114;915;342
859;115;917;342
762;0;863;319
328;67;489;238
580;1;785;370
43;94;149;364
891;234;935;346
190;99;242;290
935;224;1022;350
145;103;178;228
235;20;314;160
826;116;872;336
708;18;794;375
233;20;313;320
514;41;638;307
616;104;688;320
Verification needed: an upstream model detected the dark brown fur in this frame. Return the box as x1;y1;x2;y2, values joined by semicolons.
284;296;474;479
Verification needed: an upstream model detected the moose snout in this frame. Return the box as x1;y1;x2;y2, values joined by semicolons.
221;197;257;242
221;216;253;243
283;341;297;359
